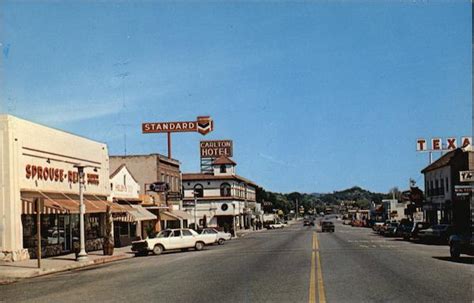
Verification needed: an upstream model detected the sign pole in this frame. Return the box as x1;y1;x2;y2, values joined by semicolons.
167;132;172;159
35;198;42;269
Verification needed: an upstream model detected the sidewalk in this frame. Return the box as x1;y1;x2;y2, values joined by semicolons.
0;246;134;284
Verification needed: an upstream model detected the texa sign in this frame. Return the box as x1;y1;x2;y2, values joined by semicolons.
200;140;233;158
416;137;472;152
142;116;213;135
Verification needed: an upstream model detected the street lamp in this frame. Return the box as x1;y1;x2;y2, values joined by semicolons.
74;164;98;262
193;190;198;231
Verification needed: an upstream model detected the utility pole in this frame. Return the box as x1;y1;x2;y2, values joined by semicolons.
295;199;298;221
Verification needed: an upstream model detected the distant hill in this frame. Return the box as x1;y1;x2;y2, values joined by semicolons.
257;186;390;214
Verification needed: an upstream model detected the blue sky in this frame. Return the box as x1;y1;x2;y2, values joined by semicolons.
0;1;471;193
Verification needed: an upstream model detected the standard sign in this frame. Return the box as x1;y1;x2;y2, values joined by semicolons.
416;137;472;152
142;116;213;135
460;171;474;182
200;140;233;158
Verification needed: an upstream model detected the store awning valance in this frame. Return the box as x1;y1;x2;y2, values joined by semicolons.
160;210;193;221
21;198;70;215
129;205;157;221
171;210;193;220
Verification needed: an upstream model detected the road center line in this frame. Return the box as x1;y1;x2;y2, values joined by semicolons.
309;250;316;303
310;232;326;303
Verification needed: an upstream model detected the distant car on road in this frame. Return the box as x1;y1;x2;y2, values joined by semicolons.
131;228;215;256
303;219;315;226
200;228;232;245
449;234;474;258
321;221;335;232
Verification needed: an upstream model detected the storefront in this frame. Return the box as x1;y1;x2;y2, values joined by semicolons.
110;164;157;245
0;115;113;261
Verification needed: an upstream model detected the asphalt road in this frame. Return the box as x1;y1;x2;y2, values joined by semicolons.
0;220;472;303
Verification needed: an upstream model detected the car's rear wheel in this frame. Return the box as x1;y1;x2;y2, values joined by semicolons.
218;238;225;245
450;244;461;259
153;244;164;255
195;241;204;251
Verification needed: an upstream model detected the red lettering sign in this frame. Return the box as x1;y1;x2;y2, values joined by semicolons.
431;138;441;150
446;138;457;150
24;165;97;185
416;139;426;151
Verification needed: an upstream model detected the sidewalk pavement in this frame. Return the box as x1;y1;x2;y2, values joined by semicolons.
0;246;134;284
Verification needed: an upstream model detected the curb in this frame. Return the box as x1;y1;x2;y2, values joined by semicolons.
0;253;133;285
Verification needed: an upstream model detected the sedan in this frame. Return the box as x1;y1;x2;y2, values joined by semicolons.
418;224;455;244
200;228;232;245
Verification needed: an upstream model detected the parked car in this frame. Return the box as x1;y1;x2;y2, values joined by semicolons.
321;221;335;232
200;228;232;245
449;234;474;258
383;222;399;237
409;222;431;240
401;222;430;240
342;219;352;225
372;222;385;232
268;222;286;229
131;228;215;256
395;220;413;239
417;224;455;244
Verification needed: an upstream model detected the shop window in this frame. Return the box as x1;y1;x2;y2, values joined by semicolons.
119;222;129;236
86;214;103;240
220;183;231;197
194;184;204;197
22;214;69;252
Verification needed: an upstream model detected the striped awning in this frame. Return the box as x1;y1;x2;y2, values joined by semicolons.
21;198;70;215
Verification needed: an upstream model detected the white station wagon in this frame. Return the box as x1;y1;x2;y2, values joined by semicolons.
131;228;215;256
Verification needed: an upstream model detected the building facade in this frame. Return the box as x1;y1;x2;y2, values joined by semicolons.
109;165;157;245
182;156;260;234
109;154;191;232
421;147;473;233
0;115;115;261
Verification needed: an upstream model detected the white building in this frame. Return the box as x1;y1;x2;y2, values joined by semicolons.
109;165;157;245
381;199;408;221
0;115;115;261
182;156;260;233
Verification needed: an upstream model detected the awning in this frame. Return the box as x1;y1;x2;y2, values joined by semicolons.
129;205;157;221
114;197;143;203
160;210;193;221
21;198;70;215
